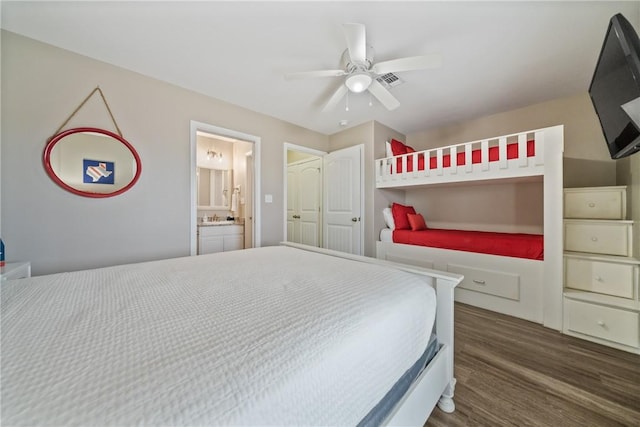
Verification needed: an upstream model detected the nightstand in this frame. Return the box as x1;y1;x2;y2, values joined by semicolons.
1;262;31;281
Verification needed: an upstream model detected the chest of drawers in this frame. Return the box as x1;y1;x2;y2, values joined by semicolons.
562;186;639;354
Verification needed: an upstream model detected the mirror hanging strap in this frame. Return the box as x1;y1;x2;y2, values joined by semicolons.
52;86;123;138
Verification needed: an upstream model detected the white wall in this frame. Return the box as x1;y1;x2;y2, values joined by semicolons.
1;31;328;275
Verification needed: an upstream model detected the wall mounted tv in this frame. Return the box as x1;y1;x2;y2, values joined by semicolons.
589;13;640;159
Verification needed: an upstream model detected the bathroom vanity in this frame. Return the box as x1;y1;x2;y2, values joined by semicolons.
198;223;244;254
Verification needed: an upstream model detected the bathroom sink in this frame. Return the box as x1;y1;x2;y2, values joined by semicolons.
201;220;235;226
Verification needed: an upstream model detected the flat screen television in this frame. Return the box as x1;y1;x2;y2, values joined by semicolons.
589;13;640;159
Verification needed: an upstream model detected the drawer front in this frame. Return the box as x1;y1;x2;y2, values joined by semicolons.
564;189;625;219
200;224;243;236
565;258;635;299
564;222;631;256
564;299;639;348
448;264;520;301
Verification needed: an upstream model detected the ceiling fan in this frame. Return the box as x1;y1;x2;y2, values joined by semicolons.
285;23;442;112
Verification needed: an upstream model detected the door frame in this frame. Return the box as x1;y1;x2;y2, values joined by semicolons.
191;121;261;255
282;143;326;243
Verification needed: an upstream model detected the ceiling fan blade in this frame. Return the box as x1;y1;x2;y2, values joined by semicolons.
372;54;443;75
322;85;348;112
284;69;346;80
367;80;400;111
343;23;367;64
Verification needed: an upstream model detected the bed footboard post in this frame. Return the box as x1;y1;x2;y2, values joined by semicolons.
434;277;458;413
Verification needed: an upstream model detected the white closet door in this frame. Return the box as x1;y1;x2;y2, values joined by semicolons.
287;158;322;246
323;145;363;255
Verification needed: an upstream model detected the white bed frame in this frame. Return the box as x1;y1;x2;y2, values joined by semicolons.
282;242;463;424
374;125;565;331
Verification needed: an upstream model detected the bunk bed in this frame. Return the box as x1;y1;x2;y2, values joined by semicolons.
376;125;564;330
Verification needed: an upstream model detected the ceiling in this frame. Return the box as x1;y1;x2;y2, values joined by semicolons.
2;1;638;136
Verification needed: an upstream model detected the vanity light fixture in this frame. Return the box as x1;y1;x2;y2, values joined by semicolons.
207;149;223;163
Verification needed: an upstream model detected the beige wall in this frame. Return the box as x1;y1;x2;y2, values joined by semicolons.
1;31;328;275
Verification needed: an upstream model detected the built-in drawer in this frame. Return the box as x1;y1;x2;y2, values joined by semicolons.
564;299;639;348
199;224;244;237
565;256;636;299
564;220;633;257
564;186;626;220
448;264;519;301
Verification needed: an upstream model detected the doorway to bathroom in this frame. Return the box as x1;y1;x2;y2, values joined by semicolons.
190;121;261;256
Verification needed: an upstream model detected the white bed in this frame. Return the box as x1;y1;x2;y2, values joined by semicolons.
1;243;461;426
376;126;564;330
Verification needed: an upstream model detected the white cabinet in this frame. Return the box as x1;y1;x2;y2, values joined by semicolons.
198;224;244;255
562;186;640;354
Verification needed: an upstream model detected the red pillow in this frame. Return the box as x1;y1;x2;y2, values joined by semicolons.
407;213;428;231
391;203;416;230
390;139;408;156
405;146;416;153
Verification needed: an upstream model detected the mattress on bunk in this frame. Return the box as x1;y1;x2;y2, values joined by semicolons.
396;140;535;173
393;228;544;260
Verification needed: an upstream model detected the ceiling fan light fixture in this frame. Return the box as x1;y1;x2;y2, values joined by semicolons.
345;72;372;93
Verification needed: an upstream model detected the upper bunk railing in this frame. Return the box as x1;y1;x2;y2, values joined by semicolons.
375;125;564;188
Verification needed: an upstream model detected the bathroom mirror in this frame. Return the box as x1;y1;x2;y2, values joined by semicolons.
43;127;142;198
197;168;231;209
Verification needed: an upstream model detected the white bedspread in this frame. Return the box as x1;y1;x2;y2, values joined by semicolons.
1;246;436;426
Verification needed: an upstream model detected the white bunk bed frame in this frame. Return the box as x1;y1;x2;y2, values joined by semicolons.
375;125;564;330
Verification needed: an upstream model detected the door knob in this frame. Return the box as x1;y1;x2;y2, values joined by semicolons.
352;217;358;222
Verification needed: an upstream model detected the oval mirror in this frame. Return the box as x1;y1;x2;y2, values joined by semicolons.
43;127;142;198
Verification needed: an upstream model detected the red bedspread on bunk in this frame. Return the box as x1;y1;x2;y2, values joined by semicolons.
396;140;536;173
392;228;544;260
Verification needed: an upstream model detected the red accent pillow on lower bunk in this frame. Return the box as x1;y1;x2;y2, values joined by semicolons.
407;213;428;231
391;203;416;230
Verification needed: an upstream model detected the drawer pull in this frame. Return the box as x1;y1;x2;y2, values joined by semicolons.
472;279;486;285
595;275;603;282
597;320;605;327
591;236;598;242
588;202;596;208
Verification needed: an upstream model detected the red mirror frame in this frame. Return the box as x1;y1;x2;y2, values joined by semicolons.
43;127;142;198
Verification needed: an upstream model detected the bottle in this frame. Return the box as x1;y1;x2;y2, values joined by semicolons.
0;238;5;268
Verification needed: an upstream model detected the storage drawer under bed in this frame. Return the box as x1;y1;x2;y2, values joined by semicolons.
447;263;520;301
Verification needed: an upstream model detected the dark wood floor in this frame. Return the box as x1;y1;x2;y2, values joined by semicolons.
426;303;640;427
